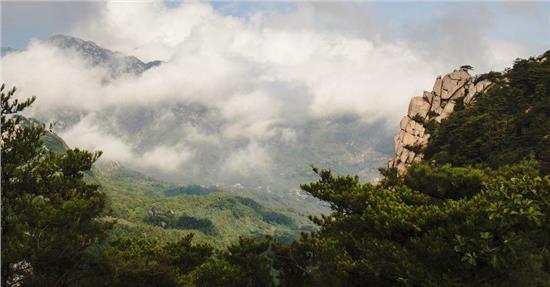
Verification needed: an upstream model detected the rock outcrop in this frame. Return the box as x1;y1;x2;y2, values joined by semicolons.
388;69;493;174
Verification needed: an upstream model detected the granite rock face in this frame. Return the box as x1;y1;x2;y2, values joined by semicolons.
388;68;493;174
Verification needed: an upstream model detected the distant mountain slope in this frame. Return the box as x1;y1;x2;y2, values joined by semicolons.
32;35;390;195
17;116;70;153
46;35;161;77
90;163;315;246
15;35;389;235
39;127;314;246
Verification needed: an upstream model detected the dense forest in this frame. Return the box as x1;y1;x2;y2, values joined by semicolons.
2;51;549;286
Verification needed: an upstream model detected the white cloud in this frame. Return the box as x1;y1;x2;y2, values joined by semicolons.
140;145;193;173
1;1;539;184
183;124;221;145
0;42;111;113
59;115;134;162
223;141;272;176
59;115;191;173
3;2;532;124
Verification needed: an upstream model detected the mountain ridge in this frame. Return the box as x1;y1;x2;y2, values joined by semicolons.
45;34;162;77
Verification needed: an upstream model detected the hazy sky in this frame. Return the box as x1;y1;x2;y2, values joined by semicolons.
1;1;549;184
2;1;549;52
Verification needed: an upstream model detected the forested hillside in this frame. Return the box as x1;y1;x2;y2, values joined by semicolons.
92;166;315;246
2;51;549;286
31;123;318;246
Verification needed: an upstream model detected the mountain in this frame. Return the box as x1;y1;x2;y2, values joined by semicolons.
46;35;162;77
17;116;70;153
92;165;313;246
33;35;391;200
39;129;316;246
12;35;391;244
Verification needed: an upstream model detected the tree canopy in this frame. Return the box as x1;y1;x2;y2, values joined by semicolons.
1;84;111;286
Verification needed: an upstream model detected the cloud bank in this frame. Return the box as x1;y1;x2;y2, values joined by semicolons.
1;1;543;187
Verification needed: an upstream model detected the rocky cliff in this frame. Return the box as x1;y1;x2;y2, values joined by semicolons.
388;68;493;174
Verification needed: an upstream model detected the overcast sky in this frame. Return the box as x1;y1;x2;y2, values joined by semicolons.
2;1;549;52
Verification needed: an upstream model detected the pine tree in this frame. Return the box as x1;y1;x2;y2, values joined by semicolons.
1;84;111;286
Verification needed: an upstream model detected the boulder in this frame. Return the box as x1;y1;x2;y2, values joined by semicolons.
407;150;416;163
448;70;471;81
395;142;404;155
418;133;430;146
396;162;408;175
400;116;409;131
405;120;425;137
401;132;417;147
441;75;466;100
450;86;466;100
393;133;402;150
464;90;476;105
432;76;443;96
423;91;434;104
399;149;409;163
405;122;414;135
430;95;442;114
463;83;475;103
388;159;395;169
466;82;475;93
408;97;431;119
436;100;456;122
475;79;492;93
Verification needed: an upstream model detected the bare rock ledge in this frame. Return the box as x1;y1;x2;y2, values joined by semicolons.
388;69;493;174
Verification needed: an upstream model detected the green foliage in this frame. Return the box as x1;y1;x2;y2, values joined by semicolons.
195;237;274;287
377;166;402;188
403;143;424;154
404;163;486;199
275;166;550;286
272;53;550;286
82;234;273;287
16;116;70;153
92;167;302;246
410;114;425;124
423;116;439;135
193;257;243;287
77;234;214;287
474;71;503;84
1;84;111;286
164;185;220;196
144;209;217;235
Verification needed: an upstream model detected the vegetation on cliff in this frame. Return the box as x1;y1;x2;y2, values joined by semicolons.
425;51;550;174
